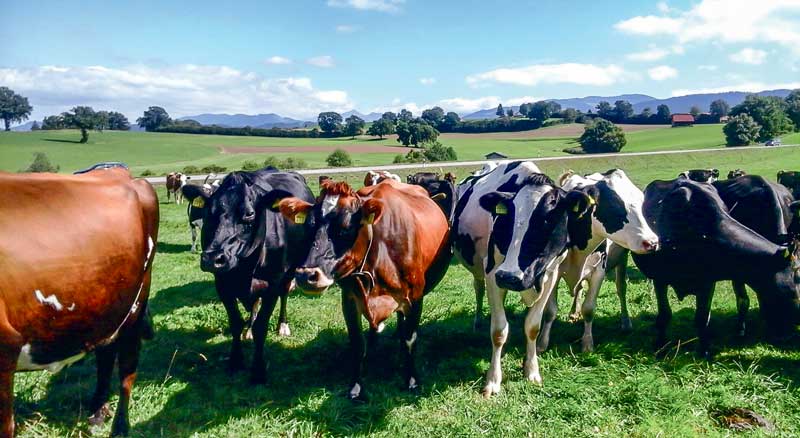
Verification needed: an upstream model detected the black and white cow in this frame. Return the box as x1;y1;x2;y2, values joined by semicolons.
727;169;747;179
181;175;221;252
777;170;800;199
632;178;800;359
456;161;499;199
199;168;314;382
679;168;720;183
453;160;595;396
539;169;659;353
407;174;458;221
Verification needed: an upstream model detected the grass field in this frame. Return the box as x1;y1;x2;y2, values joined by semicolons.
4;124;797;177
10;146;800;437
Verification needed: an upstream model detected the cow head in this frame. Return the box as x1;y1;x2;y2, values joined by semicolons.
478;174;596;292
562;169;659;254
199;172;282;273
727;169;746;179
272;181;369;294
778;170;800;198
679;168;719;183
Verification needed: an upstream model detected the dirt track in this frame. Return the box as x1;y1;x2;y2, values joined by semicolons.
221;144;415;154
439;123;667;139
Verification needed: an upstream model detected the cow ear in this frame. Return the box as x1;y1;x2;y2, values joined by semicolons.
562;190;595;250
262;189;295;213
778;170;785;178
181;184;211;202
361;198;385;225
665;186;692;209
479;192;514;216
712;169;719;178
277;197;314;224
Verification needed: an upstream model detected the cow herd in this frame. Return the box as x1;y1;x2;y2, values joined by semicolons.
1;162;800;437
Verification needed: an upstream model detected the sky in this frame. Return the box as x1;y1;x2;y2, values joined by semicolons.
2;0;800;123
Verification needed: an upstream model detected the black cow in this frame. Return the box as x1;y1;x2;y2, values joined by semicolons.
632;179;800;359
407;174;457;221
727;169;746;179
777;170;800;199
407;172;440;185
678;168;719;183
198;168;314;382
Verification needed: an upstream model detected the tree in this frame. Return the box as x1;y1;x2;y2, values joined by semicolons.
41;115;64;130
709;99;730;121
395;119;439;147
107;111;130;130
613;100;634;123
344;115;365;138
730;95;794;140
496;104;504;118
422;141;457;162
367;118;394;139
62;106;100;143
326;148;352;167
317;111;343;135
441;111;461;130
22;152;59;173
507;108;514;118
579;119;627;153
0;87;33;131
527;100;559;128
381;111;398;123
421;106;445;127
398;109;413;122
655;104;671;124
596;101;614;121
561;108;579;123
689;106;701;118
785;89;800;131
723;113;761;146
640;107;653;119
30;121;40;131
95;111;109;133
518;103;532;117
137;106;171;132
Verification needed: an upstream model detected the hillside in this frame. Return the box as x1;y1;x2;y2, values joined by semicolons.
178;113;311;129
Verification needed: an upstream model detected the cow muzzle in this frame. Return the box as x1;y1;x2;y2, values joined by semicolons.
295;267;334;295
200;251;231;273
495;269;526;292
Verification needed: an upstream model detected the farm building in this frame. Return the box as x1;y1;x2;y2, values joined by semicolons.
671;113;695;127
484;151;507;159
719;115;730;123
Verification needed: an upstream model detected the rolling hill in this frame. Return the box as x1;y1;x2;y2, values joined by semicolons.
178;113;312;129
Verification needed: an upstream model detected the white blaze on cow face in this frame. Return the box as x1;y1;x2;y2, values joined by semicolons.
34;289;63;311
321;195;340;216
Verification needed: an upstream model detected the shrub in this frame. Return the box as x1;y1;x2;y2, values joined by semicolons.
140;169;154;176
201;165;227;173
579;119;626;153
393;149;427;164
423;141;457;162
723;114;761;146
562;146;587;155
181;165;201;174
21;152;59;173
326;149;353;167
241;160;261;171
282;157;307;169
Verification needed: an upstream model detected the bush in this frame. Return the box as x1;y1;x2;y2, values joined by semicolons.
201;165;227;173
326;149;353;167
181;165;201;174
423;141;457;162
241;160;261;171
562;146;587;155
140;169;154;176
723;114;761;146
21;152;59;173
258;156;308;170
579;119;626;153
394;149;427;163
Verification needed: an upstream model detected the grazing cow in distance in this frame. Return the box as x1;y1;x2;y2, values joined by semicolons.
777;170;800;198
632;179;800;359
363;170;401;186
453;160;596;397
727;169;747;179
540;169;659;353
679;168;719;183
274;179;451;399
407;171;439;185
166;172;189;203
199;168;314;382
0;168;158;437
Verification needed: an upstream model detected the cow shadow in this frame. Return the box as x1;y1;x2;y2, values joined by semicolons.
157;242;193;254
43;138;82;144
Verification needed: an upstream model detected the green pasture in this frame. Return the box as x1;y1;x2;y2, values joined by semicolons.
11;147;800;437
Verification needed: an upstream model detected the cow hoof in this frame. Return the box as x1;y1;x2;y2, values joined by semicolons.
568;312;581;324
407;377;420;393
277;322;291;337
620;317;633;333
88;404;111;426
481;383;500;399
581;338;595;353
697;349;714;361
110;419;130;437
242;329;254;341
347;383;367;402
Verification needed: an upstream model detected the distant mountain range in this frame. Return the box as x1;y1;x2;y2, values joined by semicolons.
11;121;38;131
178;113;313;129
342;110;383;122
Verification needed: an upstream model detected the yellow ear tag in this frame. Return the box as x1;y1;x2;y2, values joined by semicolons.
192;197;205;208
362;212;375;225
272;199;282;209
294;212;306;224
495;203;508;215
573;204;580;213
784;248;791;259
588;197;596;206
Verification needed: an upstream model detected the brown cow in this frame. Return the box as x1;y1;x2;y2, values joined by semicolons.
363;170;401;186
166;172;188;204
0;168;158;437
274;179;451;399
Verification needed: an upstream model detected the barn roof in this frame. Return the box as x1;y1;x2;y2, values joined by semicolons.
671;114;695;123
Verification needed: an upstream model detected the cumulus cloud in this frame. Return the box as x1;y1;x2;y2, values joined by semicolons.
466;63;628;87
648;65;678;81
306;55;335;68
615;0;800;51
419;77;436;85
729;48;768;65
627;47;670;62
335;24;358;33
671;81;800;96
264;56;292;65
0;64;353;120
698;64;718;71
327;0;404;13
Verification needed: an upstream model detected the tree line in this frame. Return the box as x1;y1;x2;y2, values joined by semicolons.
723;91;800;146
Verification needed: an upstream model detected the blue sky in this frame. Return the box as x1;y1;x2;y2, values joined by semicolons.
2;0;800;122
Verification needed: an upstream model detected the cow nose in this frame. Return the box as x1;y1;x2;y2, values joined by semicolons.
642;238;659;252
495;270;525;291
200;251;227;272
295;267;333;294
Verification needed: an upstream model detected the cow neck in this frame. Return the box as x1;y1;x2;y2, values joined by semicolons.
345;222;376;299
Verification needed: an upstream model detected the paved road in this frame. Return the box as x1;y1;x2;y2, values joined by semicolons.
144;143;797;184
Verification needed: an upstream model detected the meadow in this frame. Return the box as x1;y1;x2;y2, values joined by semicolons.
10;146;800;437
4;124;797;177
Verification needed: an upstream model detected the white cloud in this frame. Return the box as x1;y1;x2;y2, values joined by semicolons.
656;1;671;13
335;24;358;33
671;81;800;96
419;77;436;85
306;55;335;68
264;56;292;65
327;0;404;13
648;65;678;81
0;64;353;120
627;47;670;62
615;0;800;51
466;63;627;87
698;64;718;71
729;47;768;65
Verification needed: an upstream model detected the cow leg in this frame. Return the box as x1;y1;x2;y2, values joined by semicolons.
219;292;246;374
524;270;559;385
580;265;607;352
695;284;715;360
614;251;633;332
110;330;141;437
732;281;749;337
190;223;198;253
243;298;260;341
482;279;508;398
342;292;366;400
249;292;279;385
88;344;118;426
399;299;423;391
473;276;486;331
654;280;672;355
0;352;17;438
536;286;558;353
276;291;291;337
568;284;583;323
